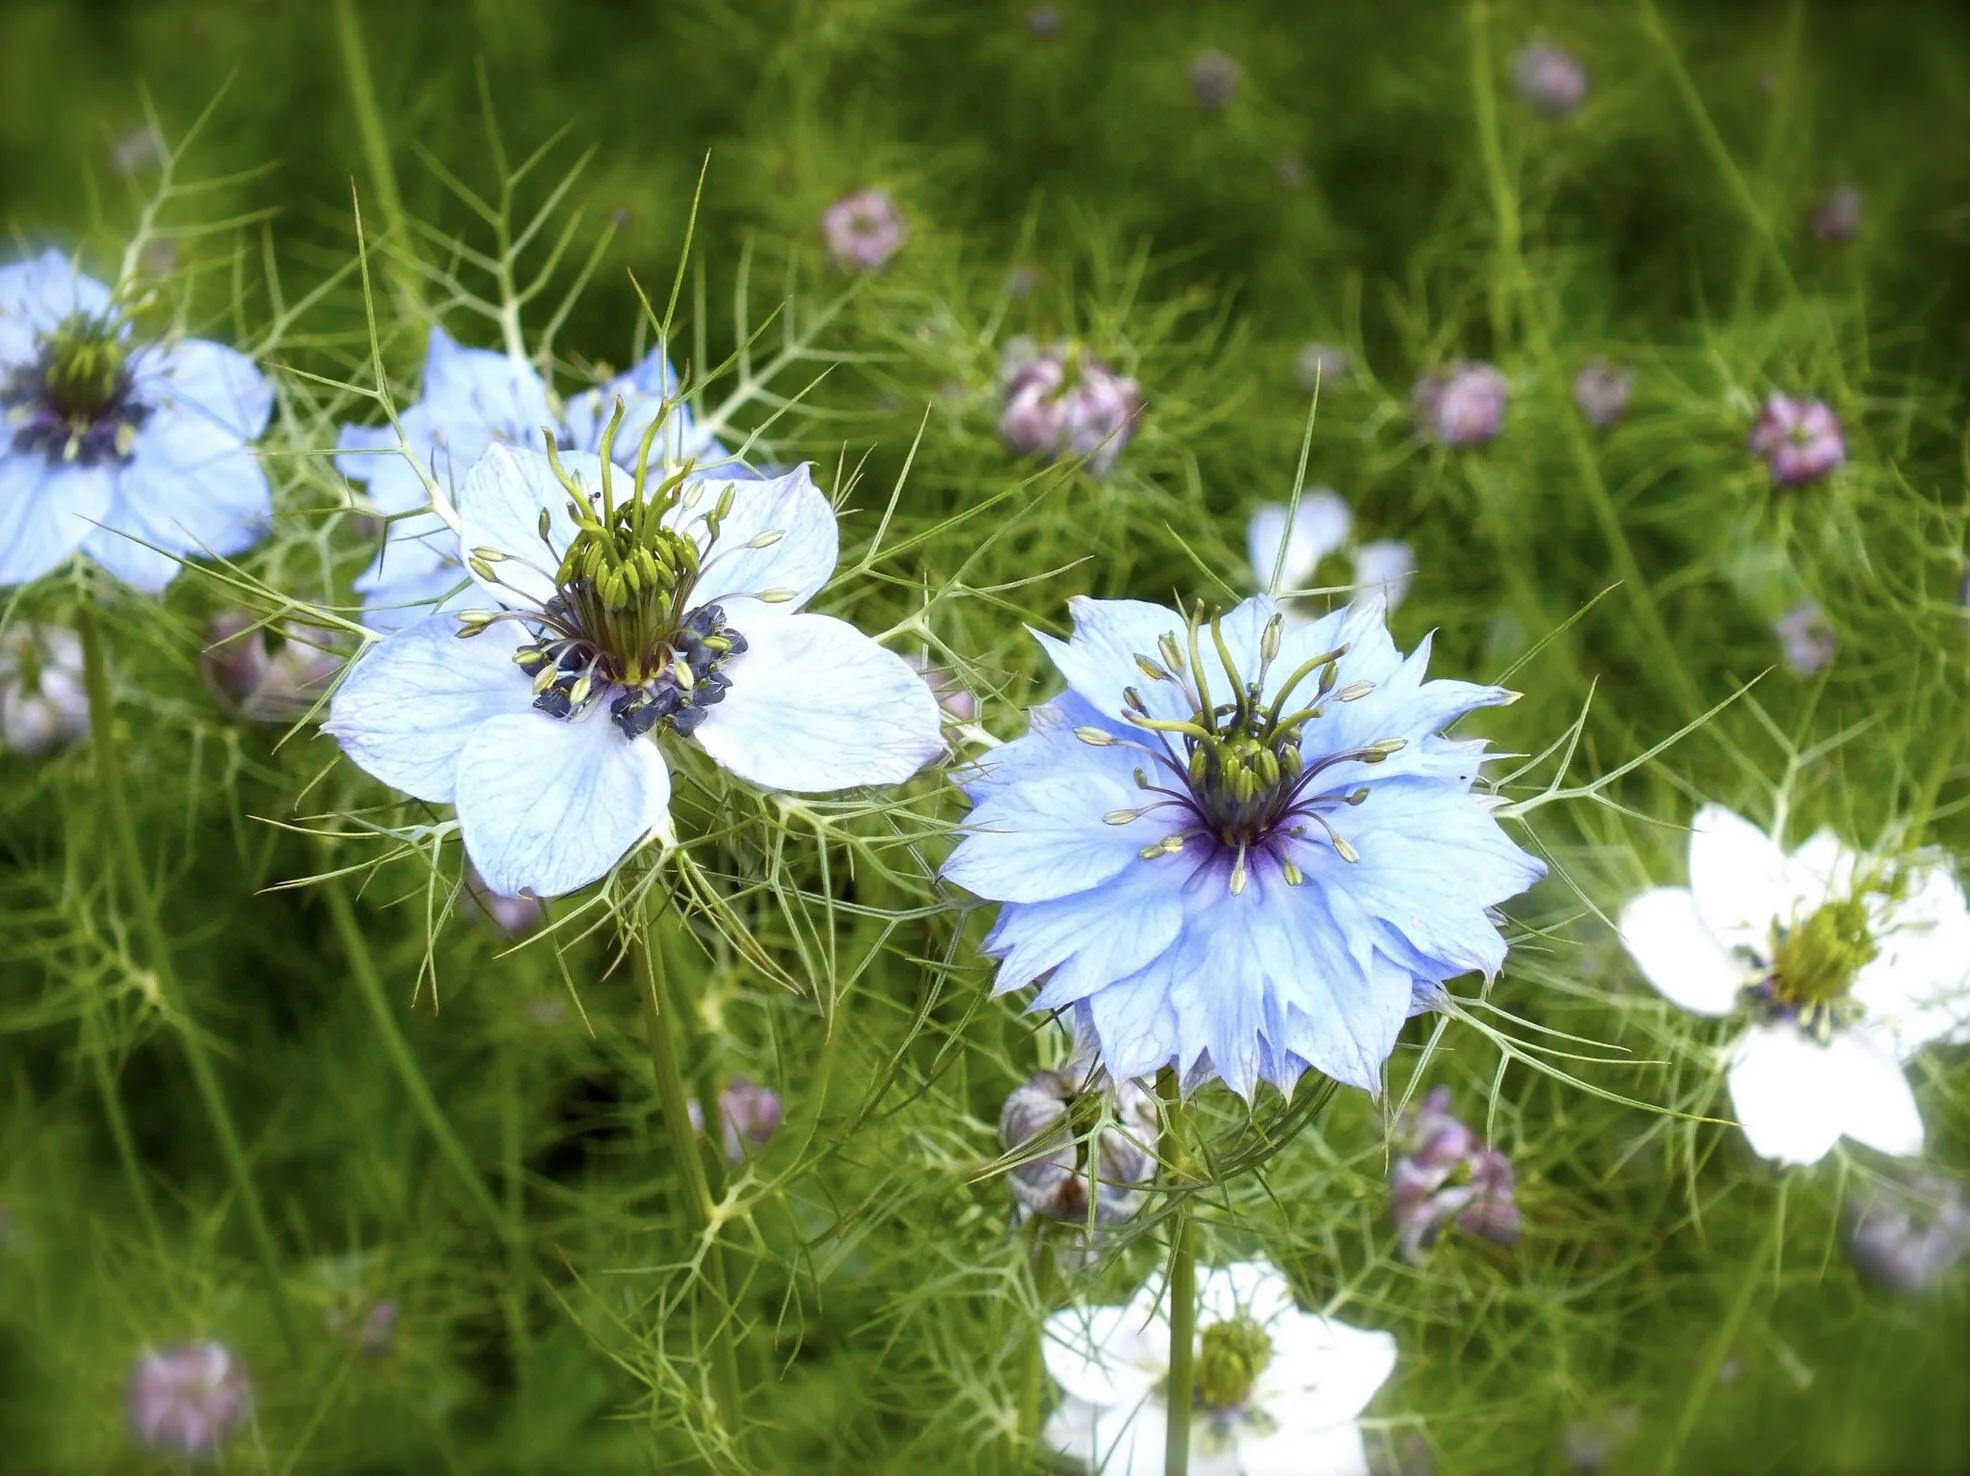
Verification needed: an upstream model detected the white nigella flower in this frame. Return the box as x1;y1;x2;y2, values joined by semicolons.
1618;804;1970;1166
1246;489;1414;619
325;442;945;898
1043;1259;1396;1476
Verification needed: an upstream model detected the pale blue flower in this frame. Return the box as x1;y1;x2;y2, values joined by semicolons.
325;445;945;898
0;250;272;592
942;595;1544;1098
338;327;721;630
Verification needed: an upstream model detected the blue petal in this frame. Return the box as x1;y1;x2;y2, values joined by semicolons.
456;445;593;607
454;711;672;898
89;410;271;591
675;464;838;615
354;519;471;632
986;857;1188;1006
1034;594;1284;727
324;615;533;803
418;326;555;443
0;250;112;368
131;339;273;442
335;420;437;517
0;453;108;587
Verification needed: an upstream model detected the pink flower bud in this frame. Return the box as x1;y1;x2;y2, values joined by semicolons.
903;653;979;725
464;863;545;935
999;342;1143;477
127;1341;252;1457
1188;49;1242;112
1573;358;1633;429
1772;600;1836;676
1390;1086;1521;1262
689;1075;783;1165
0;623;87;755
1412;361;1509;447
1513;40;1588;119
1748;393;1845;487
821;189;907;273
201;612;342;724
1808;184;1863;245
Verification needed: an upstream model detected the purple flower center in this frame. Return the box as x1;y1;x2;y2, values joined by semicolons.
1;313;150;466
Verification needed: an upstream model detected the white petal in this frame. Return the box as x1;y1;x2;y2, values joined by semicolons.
674;464;838;616
1042;1303;1165;1409
1350;539;1416;612
0;456;108;588
693;613;943;792
323;616;532;803
1616;887;1746;1016
0;251;112;366
456;444;594;606
1852;864;1970;1052
1824;1027;1925;1158
455;712;672;898
1248;490;1350;594
1238;1421;1371;1476
1686;805;1819;955
1256;1315;1398;1428
1197;1261;1295;1328
1726;1024;1847;1166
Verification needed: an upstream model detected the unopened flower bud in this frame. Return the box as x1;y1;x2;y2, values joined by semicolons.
821;189;907;273
1773;600;1836;677
1389;1086;1521;1262
1411;362;1509;447
689;1075;783;1165
127;1341;252;1456
1188;49;1242;112
327;1295;398;1359
464;862;545;934
1573;358;1633;429
201;611;342;724
1843;1172;1970;1294
1748;393;1845;487
999;341;1143;478
1026;4;1063;38
0;624;88;755
1513;40;1587;119
903;653;979;725
999;1067;1160;1227
1808;183;1863;245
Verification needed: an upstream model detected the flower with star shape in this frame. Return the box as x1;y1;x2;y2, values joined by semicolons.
326;441;944;898
1618;804;1970;1166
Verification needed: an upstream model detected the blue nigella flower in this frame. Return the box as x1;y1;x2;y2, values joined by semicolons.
942;595;1545;1098
325;444;945;899
337;326;722;630
0;250;272;592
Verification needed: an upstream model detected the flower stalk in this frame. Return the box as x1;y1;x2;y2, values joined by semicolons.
1158;1066;1197;1476
77;592;299;1353
633;902;745;1442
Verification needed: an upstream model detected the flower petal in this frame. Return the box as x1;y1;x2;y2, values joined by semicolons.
455;712;673;898
671;464;838;616
1687;805;1817;955
417;326;556;443
1726;1023;1847;1166
1248;490;1351;594
354;518;471;633
1351;539;1416;612
1239;1421;1372;1476
455;444;593;606
0;250;112;367
0;455;107;587
1042;1303;1166;1409
1824;1027;1925;1158
1258;1314;1398;1427
1852;863;1970;1052
994;860;1188;1008
133;338;273;442
692;612;943;792
1617;886;1746;1016
1197;1261;1295;1327
87;410;272;591
324;615;532;803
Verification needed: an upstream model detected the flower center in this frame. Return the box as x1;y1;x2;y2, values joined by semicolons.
2;313;149;466
1193;1315;1272;1413
1765;896;1875;1037
462;420;752;741
1081;607;1404;893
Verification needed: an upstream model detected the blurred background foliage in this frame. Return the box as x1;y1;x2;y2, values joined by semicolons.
2;0;1970;1472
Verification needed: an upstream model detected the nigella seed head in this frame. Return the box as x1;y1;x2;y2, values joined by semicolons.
999;1066;1160;1228
1573;358;1633;430
2;311;151;467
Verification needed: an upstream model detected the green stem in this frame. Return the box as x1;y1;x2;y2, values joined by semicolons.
325;876;519;1242
77;597;299;1354
634;912;745;1445
331;0;428;324
1158;1068;1196;1476
1655;1207;1782;1474
83;1004;167;1258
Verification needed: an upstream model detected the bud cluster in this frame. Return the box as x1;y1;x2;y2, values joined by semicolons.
1389;1086;1521;1262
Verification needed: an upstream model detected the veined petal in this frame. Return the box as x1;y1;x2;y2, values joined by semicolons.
455;444;591;606
1083;951;1186;1083
334;421;437;518
90;412;271;591
323;615;532;803
418;326;555;442
692;612;943;792
1687;805;1816;955
1000;862;1188;1008
355;517;471;633
1033;596;1195;725
673;464;838;616
455;712;673;898
1617;886;1746;1016
1248;490;1351;594
133;338;273;442
1197;1261;1296;1327
0;455;108;587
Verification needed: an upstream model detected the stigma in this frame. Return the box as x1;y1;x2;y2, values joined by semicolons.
1;312;150;466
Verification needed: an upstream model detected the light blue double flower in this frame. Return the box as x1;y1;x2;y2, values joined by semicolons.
942;594;1545;1098
337;327;719;630
0;250;272;592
